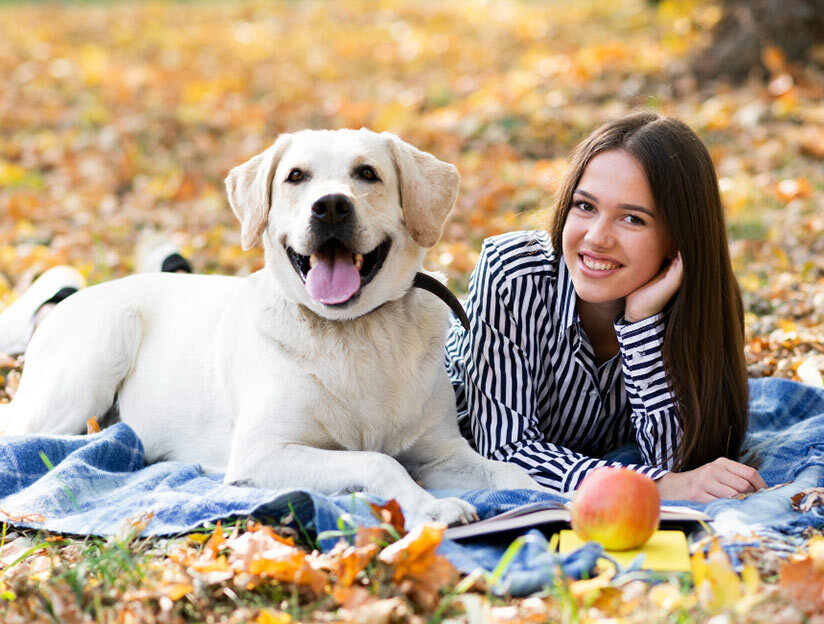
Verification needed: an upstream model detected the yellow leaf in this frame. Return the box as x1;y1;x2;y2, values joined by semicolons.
256;610;292;624
692;540;744;612
164;583;193;601
0;161;26;188
741;564;760;596
188;533;210;544
778;318;797;334
737;273;760;293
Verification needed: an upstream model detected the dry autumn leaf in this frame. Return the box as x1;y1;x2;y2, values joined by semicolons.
791;487;824;512
778;555;824;615
325;540;379;588
378;522;458;610
691;538;761;613
369;498;406;537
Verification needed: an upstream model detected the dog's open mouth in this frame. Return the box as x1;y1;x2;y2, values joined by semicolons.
286;238;391;306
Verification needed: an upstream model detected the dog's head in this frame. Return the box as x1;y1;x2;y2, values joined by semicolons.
225;128;460;320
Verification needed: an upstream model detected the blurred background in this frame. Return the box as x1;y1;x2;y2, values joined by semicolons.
0;0;822;374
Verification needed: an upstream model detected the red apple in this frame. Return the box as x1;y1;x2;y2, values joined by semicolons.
570;467;660;551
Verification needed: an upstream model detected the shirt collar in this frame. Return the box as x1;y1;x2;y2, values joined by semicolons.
556;255;580;340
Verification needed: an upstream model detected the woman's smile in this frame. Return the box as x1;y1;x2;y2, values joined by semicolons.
579;252;622;273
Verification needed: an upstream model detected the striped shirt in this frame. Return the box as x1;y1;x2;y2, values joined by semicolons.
443;230;681;493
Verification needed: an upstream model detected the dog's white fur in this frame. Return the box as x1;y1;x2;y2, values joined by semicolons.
1;129;545;524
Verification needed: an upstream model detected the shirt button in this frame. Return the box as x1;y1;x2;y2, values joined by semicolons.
639;381;649;390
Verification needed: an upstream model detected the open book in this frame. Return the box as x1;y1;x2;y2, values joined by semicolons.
444;499;710;541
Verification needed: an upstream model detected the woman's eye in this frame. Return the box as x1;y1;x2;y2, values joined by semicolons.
286;169;305;183
573;200;593;212
624;214;646;226
356;165;380;182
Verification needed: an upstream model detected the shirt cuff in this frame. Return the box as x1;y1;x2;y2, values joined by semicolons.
615;313;669;400
563;456;669;492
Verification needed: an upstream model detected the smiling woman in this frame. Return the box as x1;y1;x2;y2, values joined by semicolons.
444;111;768;503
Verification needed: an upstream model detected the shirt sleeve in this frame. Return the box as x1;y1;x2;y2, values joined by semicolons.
615;313;682;472
462;238;669;493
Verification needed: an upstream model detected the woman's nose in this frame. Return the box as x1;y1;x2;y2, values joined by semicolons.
584;216;614;248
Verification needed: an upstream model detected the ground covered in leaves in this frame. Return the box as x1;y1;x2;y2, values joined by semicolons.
1;0;823;621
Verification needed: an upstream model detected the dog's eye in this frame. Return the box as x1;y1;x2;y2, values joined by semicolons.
286;169;305;183
355;165;380;183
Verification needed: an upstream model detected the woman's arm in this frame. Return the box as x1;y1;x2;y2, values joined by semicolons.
620;254;766;500
615;313;682;470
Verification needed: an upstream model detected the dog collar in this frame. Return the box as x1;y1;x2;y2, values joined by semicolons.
412;272;470;330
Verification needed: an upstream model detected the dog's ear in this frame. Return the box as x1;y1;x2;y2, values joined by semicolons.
225;134;293;250
384;133;460;248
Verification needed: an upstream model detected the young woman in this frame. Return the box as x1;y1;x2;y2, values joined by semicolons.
444;111;767;502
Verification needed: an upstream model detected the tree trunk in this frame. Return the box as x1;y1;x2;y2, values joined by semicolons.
692;0;824;83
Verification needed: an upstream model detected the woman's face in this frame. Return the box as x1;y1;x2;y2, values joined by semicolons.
562;149;674;309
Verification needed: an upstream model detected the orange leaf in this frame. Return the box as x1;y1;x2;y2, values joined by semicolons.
369;499;406;536
246;521;295;547
331;584;375;610
248;551;328;595
164;583;194;601
377;522;458;610
207;520;226;558
0;508;46;523
776;178;811;202
779;557;824;615
355;526;391;550
378;522;446;578
329;542;379;587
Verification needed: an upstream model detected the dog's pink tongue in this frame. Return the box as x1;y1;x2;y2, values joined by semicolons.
305;248;361;305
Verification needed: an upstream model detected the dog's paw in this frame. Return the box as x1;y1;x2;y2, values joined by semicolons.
489;461;547;491
422;497;478;526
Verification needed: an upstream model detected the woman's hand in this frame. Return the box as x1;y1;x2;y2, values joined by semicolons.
624;253;683;323
655;457;767;503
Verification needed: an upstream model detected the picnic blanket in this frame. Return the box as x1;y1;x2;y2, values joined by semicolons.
1;377;823;595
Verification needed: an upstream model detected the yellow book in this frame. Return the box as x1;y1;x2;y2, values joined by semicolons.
558;529;692;573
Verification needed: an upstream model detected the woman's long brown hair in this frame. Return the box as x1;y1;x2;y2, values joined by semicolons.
549;111;748;471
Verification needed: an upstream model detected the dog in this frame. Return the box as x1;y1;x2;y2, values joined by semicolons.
1;129;546;524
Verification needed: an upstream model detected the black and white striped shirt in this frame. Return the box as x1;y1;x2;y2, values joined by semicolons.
443;230;681;493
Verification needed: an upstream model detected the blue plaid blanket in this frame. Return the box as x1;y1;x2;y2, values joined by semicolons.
1;377;822;595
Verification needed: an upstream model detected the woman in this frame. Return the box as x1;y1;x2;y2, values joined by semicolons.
444;111;767;502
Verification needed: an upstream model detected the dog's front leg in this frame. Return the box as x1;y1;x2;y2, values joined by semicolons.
224;431;478;525
405;424;562;495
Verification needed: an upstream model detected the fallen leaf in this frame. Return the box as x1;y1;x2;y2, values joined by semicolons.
378;522;458;610
326;540;379;587
163;582;194;601
0;508;46;523
791;487;824;512
691;538;753;612
206;520;227;558
369;499;406;537
256;609;292;624
778;556;824;616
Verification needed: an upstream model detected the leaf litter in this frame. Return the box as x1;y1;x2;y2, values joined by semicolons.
0;0;823;621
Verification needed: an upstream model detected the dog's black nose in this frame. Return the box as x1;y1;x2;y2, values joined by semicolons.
311;194;353;226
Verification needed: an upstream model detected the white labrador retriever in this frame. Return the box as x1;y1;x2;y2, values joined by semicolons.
1;129;545;524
